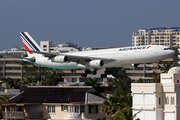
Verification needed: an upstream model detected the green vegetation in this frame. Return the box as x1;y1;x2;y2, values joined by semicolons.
101;68;140;120
161;62;173;73
0;96;9;118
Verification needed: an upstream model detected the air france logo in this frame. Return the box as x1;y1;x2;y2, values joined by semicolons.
119;46;151;51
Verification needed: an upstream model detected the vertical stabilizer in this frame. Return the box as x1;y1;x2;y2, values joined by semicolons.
20;32;43;57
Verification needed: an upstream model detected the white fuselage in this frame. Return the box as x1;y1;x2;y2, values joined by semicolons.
25;45;175;70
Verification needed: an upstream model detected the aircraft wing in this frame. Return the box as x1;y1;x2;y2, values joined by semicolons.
61;53;116;61
16;45;116;64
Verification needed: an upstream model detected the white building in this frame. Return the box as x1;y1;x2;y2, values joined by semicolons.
62;68;115;85
40;41;81;53
131;66;180;120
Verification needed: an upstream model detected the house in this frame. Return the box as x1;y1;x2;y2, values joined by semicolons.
3;86;108;120
131;66;180;120
0;88;20;98
62;68;115;85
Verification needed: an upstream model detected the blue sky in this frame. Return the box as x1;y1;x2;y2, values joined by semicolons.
1;0;180;50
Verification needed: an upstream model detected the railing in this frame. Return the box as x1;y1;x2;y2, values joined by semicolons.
3;111;43;119
3;111;25;119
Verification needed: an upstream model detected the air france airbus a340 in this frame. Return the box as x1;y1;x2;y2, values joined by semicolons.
15;32;175;78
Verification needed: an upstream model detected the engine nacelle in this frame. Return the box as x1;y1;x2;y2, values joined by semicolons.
51;55;68;63
88;60;104;67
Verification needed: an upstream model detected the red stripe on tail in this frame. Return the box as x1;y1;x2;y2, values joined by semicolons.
23;43;33;54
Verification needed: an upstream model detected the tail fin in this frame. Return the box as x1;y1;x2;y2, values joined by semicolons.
20;32;43;56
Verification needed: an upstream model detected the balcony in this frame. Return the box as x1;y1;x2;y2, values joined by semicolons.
3;111;43;119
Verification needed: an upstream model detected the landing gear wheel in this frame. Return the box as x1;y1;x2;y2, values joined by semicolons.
92;71;97;75
85;69;91;74
101;74;107;78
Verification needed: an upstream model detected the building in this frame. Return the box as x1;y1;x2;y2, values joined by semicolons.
0;49;26;80
132;27;180;47
129;27;180;81
62;68;115;85
3;86;108;120
131;66;180;120
40;41;52;52
0;89;20;98
40;41;81;53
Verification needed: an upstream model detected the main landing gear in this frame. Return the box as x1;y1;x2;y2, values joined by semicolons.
81;69;111;78
81;69;97;78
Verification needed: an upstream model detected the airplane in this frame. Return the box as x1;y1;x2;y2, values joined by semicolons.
15;32;175;78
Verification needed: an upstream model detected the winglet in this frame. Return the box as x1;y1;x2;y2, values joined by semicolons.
15;45;23;50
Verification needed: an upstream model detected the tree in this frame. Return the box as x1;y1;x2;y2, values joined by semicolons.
101;95;121;116
102;69;137;119
151;71;160;83
135;78;146;83
0;96;9;118
117;68;128;79
43;69;64;86
161;62;173;73
112;107;141;120
1;77;22;89
84;77;102;87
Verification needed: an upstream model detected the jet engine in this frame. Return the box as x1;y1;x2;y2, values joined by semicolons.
88;60;104;67
51;55;68;63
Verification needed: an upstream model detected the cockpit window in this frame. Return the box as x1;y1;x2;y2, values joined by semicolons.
164;48;172;50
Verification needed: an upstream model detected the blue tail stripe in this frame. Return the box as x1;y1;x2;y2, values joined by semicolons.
20;32;40;51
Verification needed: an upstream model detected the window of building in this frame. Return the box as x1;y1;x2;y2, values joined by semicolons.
12;106;22;111
14;67;21;70
6;73;13;76
75;105;79;113
43;45;47;48
61;105;68;111
48;105;55;113
80;105;85;113
177;80;179;83
14;61;20;64
79;77;88;82
89;105;98;114
171;97;175;105
6;61;13;64
0;73;3;76
70;106;73;113
0;67;3;70
15;73;21;76
166;97;169;104
6;67;13;70
0;61;3;64
64;105;68;111
159;97;161;105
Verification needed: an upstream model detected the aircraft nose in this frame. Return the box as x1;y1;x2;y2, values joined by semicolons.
171;49;176;56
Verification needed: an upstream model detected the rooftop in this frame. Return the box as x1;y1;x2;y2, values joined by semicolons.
10;86;107;104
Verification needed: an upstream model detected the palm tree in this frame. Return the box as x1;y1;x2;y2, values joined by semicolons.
161;62;173;73
0;96;9;118
84;77;102;87
117;68;128;79
151;71;160;83
101;95;121;116
84;77;103;92
43;69;64;86
112;107;141;120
